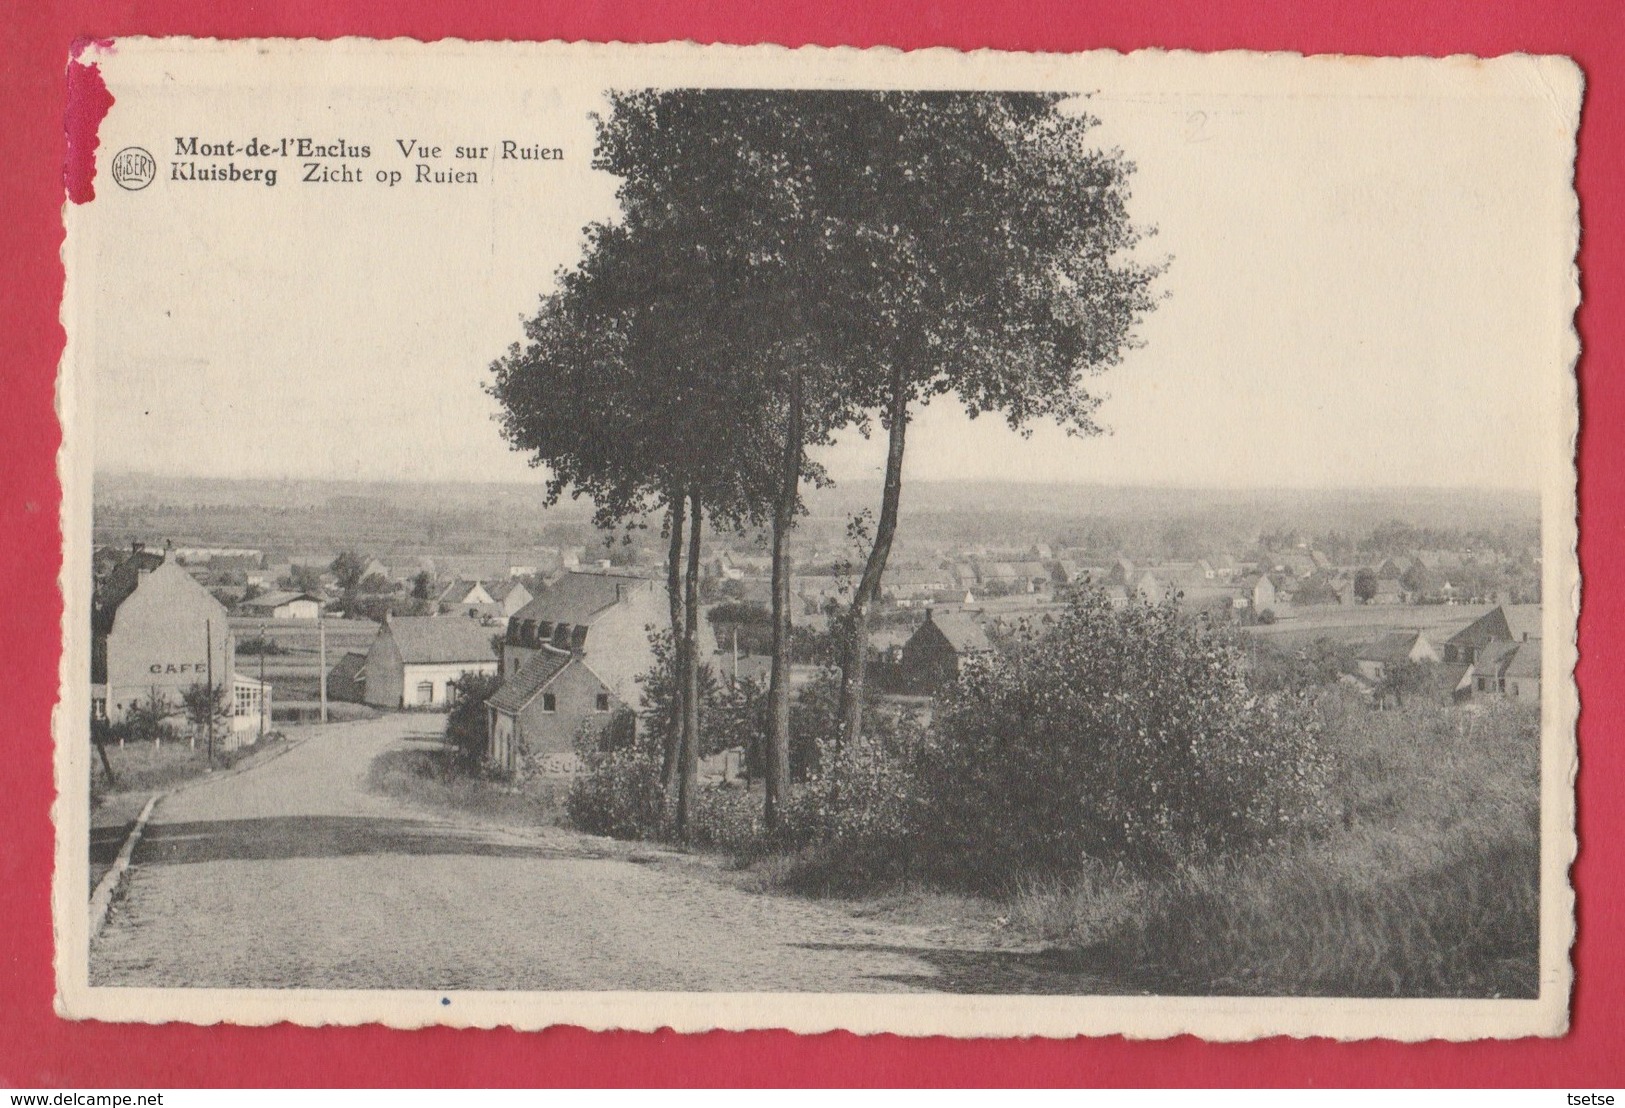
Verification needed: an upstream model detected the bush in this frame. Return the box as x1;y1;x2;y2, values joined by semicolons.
1010;695;1540;996
565;720;667;839
445;671;503;770
236;635;288;656
914;587;1332;887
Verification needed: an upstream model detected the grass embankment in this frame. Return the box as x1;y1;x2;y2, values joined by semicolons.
92;732;288;799
1005;696;1540;997
733;694;1539;998
367;746;566;827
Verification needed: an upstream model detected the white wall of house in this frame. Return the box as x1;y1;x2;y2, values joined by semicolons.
400;661;499;707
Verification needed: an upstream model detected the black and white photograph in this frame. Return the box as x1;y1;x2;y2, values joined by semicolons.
57;40;1579;1039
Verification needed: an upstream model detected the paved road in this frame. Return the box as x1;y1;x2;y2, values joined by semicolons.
91;715;1068;993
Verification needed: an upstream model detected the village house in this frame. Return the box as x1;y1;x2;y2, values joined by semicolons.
1441;604;1542;664
325;651;368;703
91;543;266;740
238;590;322;620
883;564;952;605
497;571;694;694
1439;604;1542;701
1354;630;1440;683
898;608;994;691
485;571;707;772
485;649;621;774
360;616;499;709
793;575;847;615
437;579;495;614
1233;572;1277;615
484;578;533;618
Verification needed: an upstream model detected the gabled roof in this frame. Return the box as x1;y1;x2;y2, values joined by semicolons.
1438;662;1473;692
1357;631;1428;665
1504;641;1542;679
329;650;367;679
512;571;647;626
924;611;993;654
244;590;319;609
487;648;576;714
96;547;167;619
385;616;499;665
485;579;529;602
1472;639;1520;678
437;579;483;603
1449;604;1543;649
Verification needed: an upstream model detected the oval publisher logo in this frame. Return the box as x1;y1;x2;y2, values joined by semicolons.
111;146;156;191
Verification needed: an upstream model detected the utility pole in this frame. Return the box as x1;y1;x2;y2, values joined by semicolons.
258;621;267;742
205;619;215;763
319;613;328;724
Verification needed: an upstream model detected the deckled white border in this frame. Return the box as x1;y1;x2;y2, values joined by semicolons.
54;37;1582;1040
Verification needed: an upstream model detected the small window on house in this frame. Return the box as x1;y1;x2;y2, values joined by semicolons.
595;693;610;713
417;680;434;703
542;692;557;712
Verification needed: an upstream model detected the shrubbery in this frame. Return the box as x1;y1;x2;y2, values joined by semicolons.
565;710;667;839
445;671;504;770
1013;695;1540;996
914;589;1331;884
569;589;1332;890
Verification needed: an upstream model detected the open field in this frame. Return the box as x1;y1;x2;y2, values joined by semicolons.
1243;602;1495;648
230;617;382;700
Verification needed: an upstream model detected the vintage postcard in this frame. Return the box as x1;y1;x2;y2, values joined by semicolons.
55;39;1581;1040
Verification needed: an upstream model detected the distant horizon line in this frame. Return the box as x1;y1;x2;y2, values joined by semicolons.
93;468;1542;498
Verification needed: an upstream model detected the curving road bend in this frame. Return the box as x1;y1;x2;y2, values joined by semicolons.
90;715;1072;994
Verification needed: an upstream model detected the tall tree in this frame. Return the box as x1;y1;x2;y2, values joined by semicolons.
488;166;786;838
588;92;866;828
785;93;1164;753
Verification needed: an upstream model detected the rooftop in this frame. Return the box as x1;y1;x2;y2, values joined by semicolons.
924;610;993;654
385;616;500;665
512;571;650;626
487;648;575;714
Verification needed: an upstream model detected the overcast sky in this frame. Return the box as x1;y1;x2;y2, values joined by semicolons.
81;45;1576;491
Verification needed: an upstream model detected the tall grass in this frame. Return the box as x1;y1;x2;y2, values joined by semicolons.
1011;695;1540;997
368;747;566;827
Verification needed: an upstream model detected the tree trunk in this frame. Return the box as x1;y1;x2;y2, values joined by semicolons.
766;368;802;828
659;495;685;792
676;491;704;839
94;731;116;787
838;367;910;756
